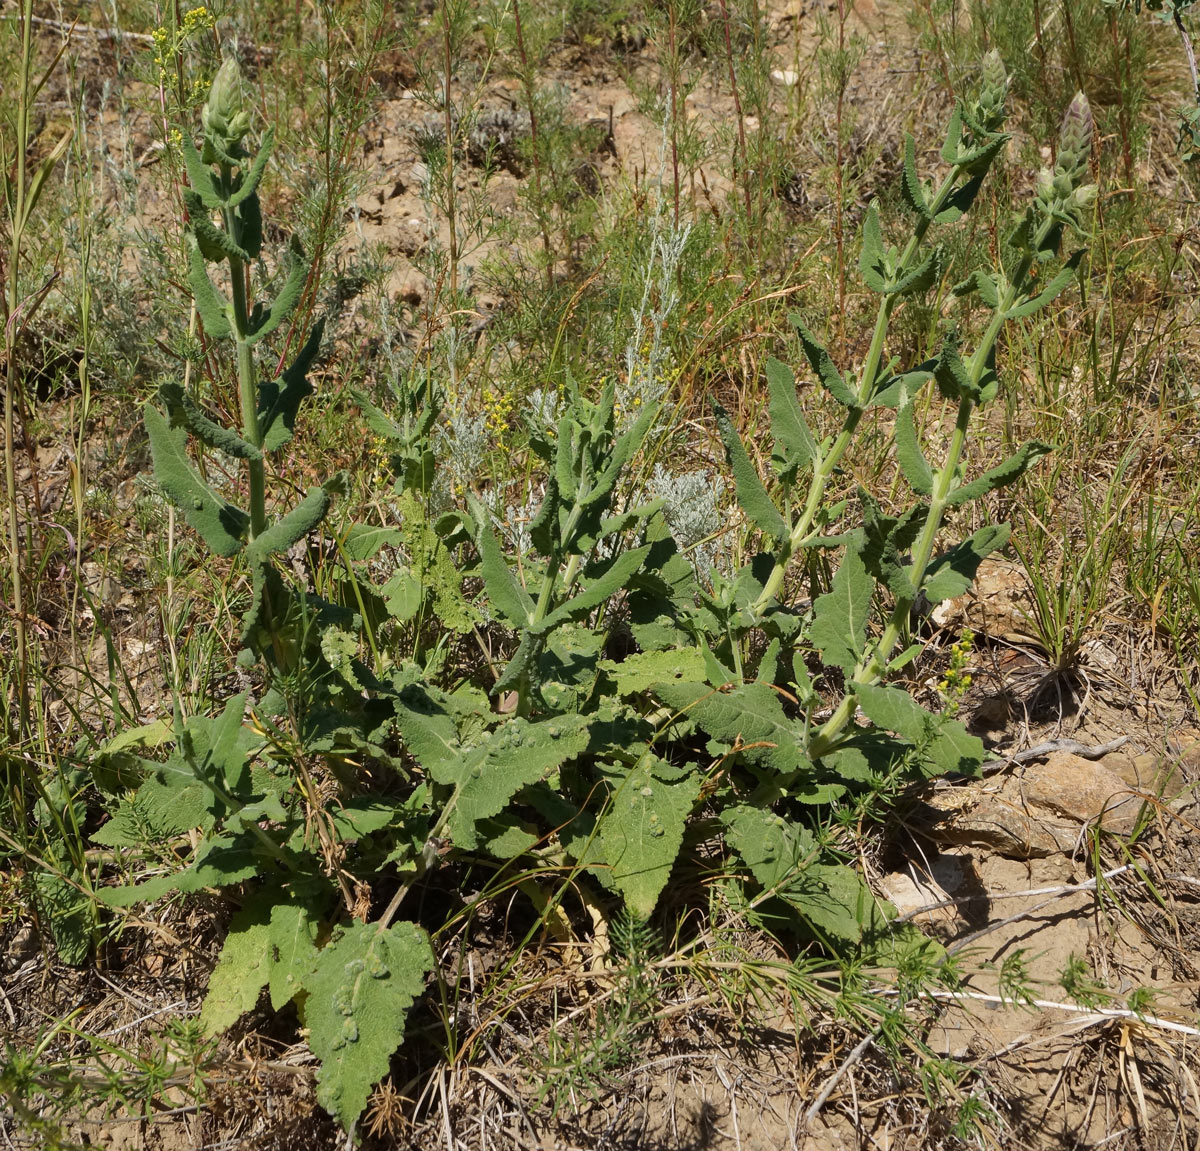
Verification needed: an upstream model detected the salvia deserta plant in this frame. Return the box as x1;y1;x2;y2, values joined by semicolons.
84;53;1096;1135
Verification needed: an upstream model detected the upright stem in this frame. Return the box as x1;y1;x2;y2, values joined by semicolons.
751;163;968;615
809;214;1057;756
223;180;266;538
441;0;459;309
511;0;553;289
3;0;36;739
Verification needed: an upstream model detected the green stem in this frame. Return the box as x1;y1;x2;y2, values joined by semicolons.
224;204;267;538
810;214;1058;757
752;165;969;617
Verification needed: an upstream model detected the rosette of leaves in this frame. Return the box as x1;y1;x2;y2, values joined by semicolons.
144;56;339;651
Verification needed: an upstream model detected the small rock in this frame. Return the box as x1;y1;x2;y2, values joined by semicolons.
913;753;1145;859
771;69;800;87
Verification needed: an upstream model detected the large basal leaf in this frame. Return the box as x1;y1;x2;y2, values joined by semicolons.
391;680;463;771
200;896;272;1035
268;899;319;1010
723;806;874;945
723;804;816;892
302;920;433;1129
653;681;808;775
144;404;249;557
597;753;700;918
34;872;92;966
599;648;708;696
430;714;590;850
810;536;873;674
713;403;787;542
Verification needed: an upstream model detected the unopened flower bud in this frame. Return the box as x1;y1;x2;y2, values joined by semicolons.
1055;91;1093;190
981;50;1007;103
203;58;251;148
1071;183;1098;210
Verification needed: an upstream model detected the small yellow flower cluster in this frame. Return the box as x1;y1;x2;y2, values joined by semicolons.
482;387;515;453
938;627;975;712
151;6;214;90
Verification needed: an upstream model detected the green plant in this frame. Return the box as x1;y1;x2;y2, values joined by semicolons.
85;49;1101;1140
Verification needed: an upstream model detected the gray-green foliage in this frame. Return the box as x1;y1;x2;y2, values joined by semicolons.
91;52;1097;1137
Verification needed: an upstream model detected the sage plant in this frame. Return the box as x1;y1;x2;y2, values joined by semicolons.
145;57;336;649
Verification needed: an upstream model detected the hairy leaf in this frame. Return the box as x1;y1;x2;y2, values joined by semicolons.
537;544;652;633
724;804;816;892
144;404;249;557
810;537;873;674
180;135;222;208
599;648;708;696
247;486;331;563
226;127;275;208
247;237;308;345
858;203;889;294
185;190;253;264
653;681;808;775
922;523;1011;604
303;921;433;1128
259;319;323;453
200;897;272;1035
470;498;534;627
766;358;818;482
96;834;260;906
157;382;260;460
268;900;319;1010
901;134;930;219
598;754;700;917
946;440;1052;507
431;715;590;849
891;247;942;297
855;683;984;776
713;404;787;542
894;391;933;496
790;313;858;408
1008;250;1085;320
187;241;231;338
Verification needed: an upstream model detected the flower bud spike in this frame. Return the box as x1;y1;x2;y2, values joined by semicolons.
203;56;252;154
1055;92;1093;191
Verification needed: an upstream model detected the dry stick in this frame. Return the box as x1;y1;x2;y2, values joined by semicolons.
716;0;752;221
511;0;552;289
803;1027;878;1125
910;989;1200;1039
978;735;1129;776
